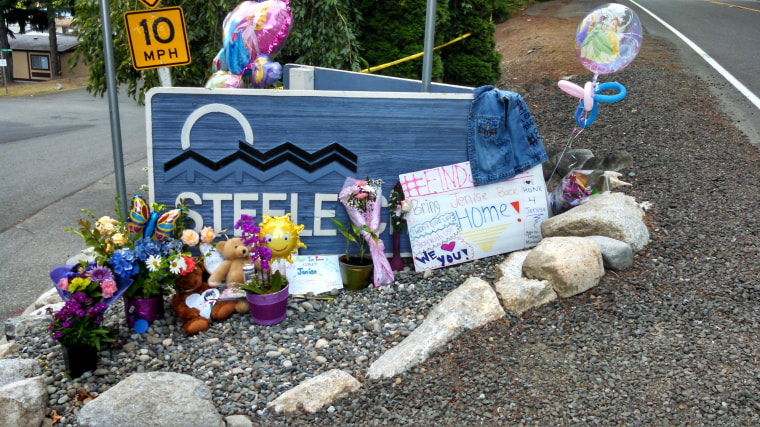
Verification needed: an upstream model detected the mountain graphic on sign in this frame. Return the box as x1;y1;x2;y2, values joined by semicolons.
163;141;358;183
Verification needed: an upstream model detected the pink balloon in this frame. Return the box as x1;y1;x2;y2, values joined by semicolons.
558;80;595;112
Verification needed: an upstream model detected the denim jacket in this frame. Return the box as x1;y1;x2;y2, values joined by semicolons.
468;86;548;185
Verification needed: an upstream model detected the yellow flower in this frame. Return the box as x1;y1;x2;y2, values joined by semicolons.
68;277;91;293
111;233;127;246
200;227;216;244
181;229;200;247
95;216;117;235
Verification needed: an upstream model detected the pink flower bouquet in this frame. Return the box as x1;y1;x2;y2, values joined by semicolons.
338;177;394;286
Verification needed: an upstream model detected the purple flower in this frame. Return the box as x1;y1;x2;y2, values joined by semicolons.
52;331;62;341
75;309;85;318
62;319;72;328
88;266;114;283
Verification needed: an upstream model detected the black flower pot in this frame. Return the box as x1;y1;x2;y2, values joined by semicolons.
61;344;98;378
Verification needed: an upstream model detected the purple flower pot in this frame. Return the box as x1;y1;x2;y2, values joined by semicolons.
123;295;165;330
245;284;289;326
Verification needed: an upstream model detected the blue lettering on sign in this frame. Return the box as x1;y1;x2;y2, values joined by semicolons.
413;240;473;269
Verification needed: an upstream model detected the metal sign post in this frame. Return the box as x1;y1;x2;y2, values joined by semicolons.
0;49;11;94
99;0;129;219
421;0;436;92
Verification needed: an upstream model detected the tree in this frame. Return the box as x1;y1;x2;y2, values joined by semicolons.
73;0;366;104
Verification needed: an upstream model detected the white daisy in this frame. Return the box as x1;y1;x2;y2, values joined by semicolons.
146;255;162;272
169;256;187;275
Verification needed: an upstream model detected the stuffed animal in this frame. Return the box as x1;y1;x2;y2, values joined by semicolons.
171;266;237;335
207;237;251;285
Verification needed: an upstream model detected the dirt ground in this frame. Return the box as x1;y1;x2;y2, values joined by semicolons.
493;0;676;90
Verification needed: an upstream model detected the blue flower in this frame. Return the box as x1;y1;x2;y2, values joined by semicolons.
110;248;140;278
161;238;182;257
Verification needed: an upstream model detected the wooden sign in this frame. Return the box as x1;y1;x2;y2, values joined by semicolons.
147;87;473;255
400;162;548;271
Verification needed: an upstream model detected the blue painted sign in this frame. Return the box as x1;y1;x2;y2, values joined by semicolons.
147;88;474;255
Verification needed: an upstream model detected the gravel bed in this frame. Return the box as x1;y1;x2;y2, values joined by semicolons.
9;27;760;427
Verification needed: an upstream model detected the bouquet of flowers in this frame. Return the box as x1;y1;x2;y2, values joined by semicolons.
337;177;393;286
48;263;120;351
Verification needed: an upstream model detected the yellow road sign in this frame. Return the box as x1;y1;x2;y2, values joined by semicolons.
137;0;161;9
124;7;191;70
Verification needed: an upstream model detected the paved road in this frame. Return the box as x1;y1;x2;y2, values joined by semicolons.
0;88;147;322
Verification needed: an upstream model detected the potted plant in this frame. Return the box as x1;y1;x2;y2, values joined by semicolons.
235;214;290;325
48;263;120;378
387;181;412;272
334;177;394;289
330;217;374;290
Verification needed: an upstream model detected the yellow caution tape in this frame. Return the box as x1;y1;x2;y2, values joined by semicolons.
361;32;472;73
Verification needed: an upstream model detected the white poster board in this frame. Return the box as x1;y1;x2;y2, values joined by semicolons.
399;162;548;271
284;255;342;295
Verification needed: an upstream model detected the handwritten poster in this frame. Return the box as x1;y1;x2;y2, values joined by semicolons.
284;255;343;295
400;163;548;271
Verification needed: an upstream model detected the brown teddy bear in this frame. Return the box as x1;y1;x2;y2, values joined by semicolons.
171;265;237;335
207;237;251;285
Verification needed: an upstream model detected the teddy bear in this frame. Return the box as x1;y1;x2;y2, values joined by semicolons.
171;265;238;335
207;237;251;285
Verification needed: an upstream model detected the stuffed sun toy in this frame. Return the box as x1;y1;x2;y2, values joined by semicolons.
259;213;306;264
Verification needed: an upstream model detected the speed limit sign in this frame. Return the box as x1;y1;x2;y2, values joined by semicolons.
124;7;191;70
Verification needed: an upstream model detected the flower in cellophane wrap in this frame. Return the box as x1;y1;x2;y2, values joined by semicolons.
338;177;394;287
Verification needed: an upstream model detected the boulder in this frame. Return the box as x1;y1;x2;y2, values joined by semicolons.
585;235;634;271
77;372;224;427
22;287;62;316
0;359;40;388
267;369;361;414
522;237;604;298
367;277;504;379
541;192;649;252
224;415;254;427
0;376;47;427
494;277;557;315
0;342;20;359
493;250;530;281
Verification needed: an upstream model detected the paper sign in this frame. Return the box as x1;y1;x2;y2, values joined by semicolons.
285;255;342;295
400;163;548;271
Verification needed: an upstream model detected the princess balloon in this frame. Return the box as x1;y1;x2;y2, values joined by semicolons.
574;3;642;76
205;0;292;89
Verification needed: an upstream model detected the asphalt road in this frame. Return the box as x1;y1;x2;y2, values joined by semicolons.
0;88;148;322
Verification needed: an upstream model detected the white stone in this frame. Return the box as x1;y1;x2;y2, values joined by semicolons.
0;342;20;359
541;192;649;251
27;302;65;317
0;376;47;427
267;369;361;414
0;359;40;388
77;372;224;426
315;338;329;349
224;414;253;427
22;288;62;316
522;237;604;298
367;277;505;379
494;277;557;315
493;250;531;281
585;235;634;271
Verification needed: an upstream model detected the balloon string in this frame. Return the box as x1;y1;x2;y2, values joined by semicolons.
548;127;585;184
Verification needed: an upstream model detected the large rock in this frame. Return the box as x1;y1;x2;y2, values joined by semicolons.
0;342;20;359
493;250;531;281
0;376;47;427
77;372;224;427
541;192;649;252
585;235;633;271
22;287;62;316
494;277;557;315
367;277;505;379
267;369;361;414
0;359;40;388
522;237;604;298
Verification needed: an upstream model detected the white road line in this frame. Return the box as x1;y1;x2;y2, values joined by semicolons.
629;0;760;111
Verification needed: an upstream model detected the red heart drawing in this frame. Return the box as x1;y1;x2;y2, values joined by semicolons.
441;241;456;252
